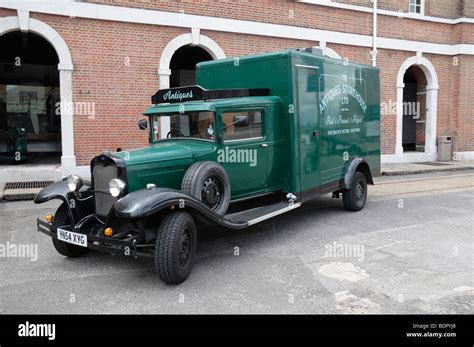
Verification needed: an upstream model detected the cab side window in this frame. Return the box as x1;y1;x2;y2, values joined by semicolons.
222;111;262;141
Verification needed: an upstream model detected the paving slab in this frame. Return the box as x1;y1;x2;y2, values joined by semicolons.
381;160;474;176
2;188;43;201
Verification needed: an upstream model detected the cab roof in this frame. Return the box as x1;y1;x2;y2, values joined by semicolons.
143;96;281;115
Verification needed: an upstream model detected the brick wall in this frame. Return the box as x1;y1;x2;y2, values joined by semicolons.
29;12;188;164
464;0;474;18
335;0;408;12
454;55;474;155
333;0;472;19
1;2;473;163
0;8;15;17
85;0;468;45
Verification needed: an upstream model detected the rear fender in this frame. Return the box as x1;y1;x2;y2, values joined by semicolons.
343;157;374;189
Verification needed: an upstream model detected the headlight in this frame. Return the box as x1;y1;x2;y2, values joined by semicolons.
67;175;83;192
109;178;126;197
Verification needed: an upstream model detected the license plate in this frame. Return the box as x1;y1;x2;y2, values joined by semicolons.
57;228;88;248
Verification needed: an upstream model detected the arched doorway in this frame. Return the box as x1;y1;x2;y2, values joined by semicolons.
402;65;427;152
395;54;439;162
169;45;213;88
0;15;75;174
0;31;60;164
158;31;226;138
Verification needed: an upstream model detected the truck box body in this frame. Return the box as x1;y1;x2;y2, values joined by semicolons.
197;49;380;199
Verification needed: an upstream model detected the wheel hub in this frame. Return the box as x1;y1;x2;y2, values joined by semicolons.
202;177;221;207
355;181;364;200
179;228;191;267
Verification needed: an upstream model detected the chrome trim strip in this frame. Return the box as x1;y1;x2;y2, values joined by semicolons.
247;203;301;226
295;64;320;70
224;136;264;143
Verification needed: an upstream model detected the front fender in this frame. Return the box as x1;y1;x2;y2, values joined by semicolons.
114;188;247;229
34;181;70;205
34;181;91;204
34;181;93;225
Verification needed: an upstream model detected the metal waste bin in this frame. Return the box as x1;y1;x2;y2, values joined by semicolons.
438;136;452;161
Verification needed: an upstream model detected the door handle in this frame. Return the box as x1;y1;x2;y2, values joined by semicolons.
260;143;269;148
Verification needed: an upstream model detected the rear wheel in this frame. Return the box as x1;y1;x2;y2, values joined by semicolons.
52;203;89;257
181;161;230;215
154;211;197;285
342;172;367;212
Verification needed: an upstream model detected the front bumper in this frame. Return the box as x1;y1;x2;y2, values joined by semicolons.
37;218;153;259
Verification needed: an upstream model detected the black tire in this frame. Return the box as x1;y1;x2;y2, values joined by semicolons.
154;212;197;285
52;203;89;257
181;161;230;215
342;171;368;212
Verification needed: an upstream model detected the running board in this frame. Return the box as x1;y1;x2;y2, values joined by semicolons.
224;201;301;226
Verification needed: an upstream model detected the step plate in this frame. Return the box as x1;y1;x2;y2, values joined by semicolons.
225;201;301;225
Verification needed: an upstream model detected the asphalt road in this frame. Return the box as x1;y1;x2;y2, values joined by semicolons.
0;171;473;314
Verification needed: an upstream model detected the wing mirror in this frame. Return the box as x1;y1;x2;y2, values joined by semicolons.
138;119;148;130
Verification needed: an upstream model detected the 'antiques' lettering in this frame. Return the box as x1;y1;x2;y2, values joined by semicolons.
163;90;194;102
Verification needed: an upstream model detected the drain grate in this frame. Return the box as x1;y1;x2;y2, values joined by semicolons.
4;181;54;190
416;162;453;167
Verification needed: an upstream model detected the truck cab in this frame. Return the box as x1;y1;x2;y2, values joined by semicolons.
140;94;283;200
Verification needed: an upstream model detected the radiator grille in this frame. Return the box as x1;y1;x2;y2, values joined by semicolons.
93;164;118;216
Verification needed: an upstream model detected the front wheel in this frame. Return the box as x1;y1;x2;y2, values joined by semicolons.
154;212;197;285
342;172;368;212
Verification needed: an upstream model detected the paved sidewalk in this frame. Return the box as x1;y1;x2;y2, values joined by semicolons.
0;164;62;202
381;160;474;176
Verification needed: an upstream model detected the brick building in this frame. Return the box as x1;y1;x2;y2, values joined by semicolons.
0;0;473;175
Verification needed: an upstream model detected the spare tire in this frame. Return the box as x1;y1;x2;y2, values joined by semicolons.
181;161;230;215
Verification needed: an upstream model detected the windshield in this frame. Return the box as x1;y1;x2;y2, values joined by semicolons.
151;111;215;141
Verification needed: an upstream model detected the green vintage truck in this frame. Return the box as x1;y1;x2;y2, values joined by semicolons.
35;48;380;284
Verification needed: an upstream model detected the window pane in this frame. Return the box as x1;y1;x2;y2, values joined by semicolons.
222;111;262;141
409;0;422;13
152;111;215;141
0;84;61;153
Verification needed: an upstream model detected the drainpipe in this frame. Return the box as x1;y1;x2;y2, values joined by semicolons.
371;0;378;66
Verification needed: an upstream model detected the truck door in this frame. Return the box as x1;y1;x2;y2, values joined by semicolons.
218;109;269;198
296;65;321;200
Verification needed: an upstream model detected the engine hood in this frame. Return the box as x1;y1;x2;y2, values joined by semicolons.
109;139;218;192
113;140;217;166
